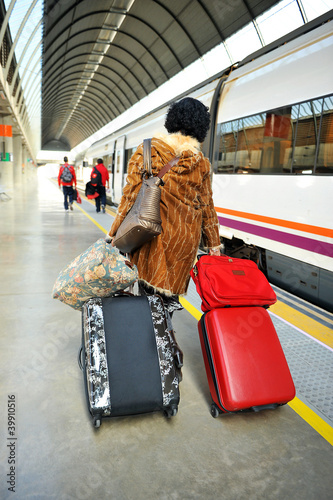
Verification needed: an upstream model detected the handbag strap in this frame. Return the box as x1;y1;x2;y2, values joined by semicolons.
143;138;152;175
157;156;180;179
143;138;179;179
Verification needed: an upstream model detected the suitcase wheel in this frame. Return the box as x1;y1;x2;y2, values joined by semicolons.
93;416;102;428
210;403;220;418
163;406;178;418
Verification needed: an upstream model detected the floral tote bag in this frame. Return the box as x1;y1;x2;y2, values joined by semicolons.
52;238;138;310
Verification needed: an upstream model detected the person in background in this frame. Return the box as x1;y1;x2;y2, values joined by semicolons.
108;97;221;319
91;158;110;213
58;156;77;211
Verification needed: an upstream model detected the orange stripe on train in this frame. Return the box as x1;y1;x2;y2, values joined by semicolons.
215;207;333;239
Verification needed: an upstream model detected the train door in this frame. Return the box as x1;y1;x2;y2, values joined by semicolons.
110;149;116;203
114;135;126;204
102;150;114;205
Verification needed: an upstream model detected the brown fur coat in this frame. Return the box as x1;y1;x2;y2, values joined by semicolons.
109;133;220;295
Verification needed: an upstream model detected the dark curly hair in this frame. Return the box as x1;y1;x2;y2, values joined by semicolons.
164;97;210;143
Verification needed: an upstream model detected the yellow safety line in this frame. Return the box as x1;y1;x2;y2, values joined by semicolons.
179;297;202;321
76;189;117;216
180;297;333;446
74;203;108;234
106;206;117;216
269;301;333;348
274;291;333;326
288;398;333;446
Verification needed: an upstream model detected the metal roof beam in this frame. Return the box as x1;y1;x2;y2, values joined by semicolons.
43;64;141;102
42;90;115;122
43;29;168;82
4;0;39;81
43;47;154;93
43;70;135;110
43;10;183;71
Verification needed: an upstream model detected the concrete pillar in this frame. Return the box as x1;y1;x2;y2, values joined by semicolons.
0;124;14;194
22;145;30;179
22;145;37;180
13;135;23;185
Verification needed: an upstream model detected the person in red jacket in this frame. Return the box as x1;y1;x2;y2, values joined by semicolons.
58;156;77;211
91;158;109;213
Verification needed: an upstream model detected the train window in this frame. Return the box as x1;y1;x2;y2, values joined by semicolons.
215;122;237;173
292;99;322;174
104;155;113;173
215;95;333;175
124;147;137;174
234;114;265;173
215;107;293;174
263;107;293;173
316;97;333;174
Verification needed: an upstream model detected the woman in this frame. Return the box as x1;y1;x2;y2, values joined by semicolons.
109;97;221;313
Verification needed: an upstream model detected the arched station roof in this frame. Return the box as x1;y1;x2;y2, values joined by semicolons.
42;0;282;150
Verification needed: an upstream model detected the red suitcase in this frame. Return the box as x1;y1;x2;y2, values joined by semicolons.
198;306;295;417
190;255;277;312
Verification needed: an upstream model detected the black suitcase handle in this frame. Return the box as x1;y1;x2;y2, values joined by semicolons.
168;329;183;368
78;346;84;371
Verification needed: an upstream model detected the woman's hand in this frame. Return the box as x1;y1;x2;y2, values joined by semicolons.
209;246;221;256
105;234;115;246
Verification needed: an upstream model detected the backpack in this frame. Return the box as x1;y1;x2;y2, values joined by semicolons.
60;165;73;183
91;166;102;187
85;181;100;199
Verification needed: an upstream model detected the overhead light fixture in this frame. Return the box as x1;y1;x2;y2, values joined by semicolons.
86;65;99;72
101;25;118;30
109;8;127;14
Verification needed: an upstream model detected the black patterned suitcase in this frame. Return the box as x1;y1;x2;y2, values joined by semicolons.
79;294;182;428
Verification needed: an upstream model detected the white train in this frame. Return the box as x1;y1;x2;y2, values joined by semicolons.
75;13;333;312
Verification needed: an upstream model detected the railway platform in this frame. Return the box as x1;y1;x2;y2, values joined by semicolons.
0;172;332;500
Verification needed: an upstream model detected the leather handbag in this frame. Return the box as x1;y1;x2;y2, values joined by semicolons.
52;238;138;310
113;139;179;253
190;254;277;312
